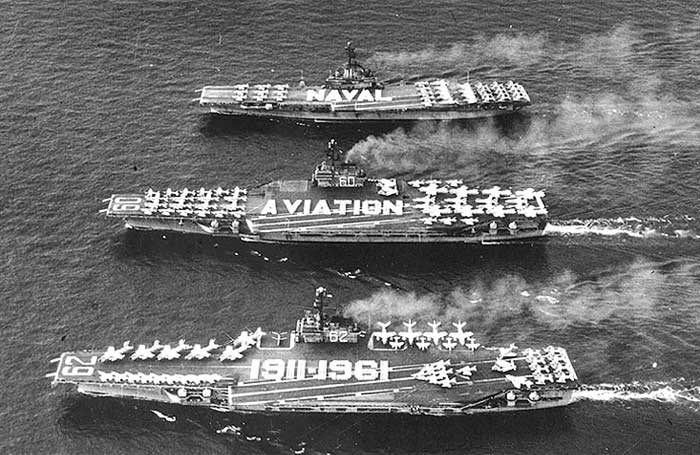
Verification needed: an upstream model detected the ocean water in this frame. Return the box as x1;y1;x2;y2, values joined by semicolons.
2;0;700;453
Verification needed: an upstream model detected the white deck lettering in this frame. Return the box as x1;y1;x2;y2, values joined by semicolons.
383;200;403;215
306;89;393;103
262;199;404;216
61;355;97;376
260;199;277;215
312;200;332;215
362;200;381;215
251;359;390;382
334;199;352;215
283;200;303;214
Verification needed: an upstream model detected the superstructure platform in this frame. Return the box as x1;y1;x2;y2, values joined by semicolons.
50;288;578;416
199;42;530;123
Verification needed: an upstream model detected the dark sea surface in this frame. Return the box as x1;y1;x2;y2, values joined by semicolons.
2;0;700;453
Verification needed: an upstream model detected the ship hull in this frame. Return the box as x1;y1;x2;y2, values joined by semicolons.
123;217;236;237
73;382;574;416
106;170;549;246
204;105;524;123
199;78;531;124
51;325;578;418
121;216;545;244
238;229;546;244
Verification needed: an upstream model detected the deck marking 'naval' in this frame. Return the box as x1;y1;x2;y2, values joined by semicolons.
306;88;392;103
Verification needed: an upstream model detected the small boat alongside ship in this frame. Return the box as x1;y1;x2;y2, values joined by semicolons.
199;41;531;123
102;140;548;244
49;287;579;416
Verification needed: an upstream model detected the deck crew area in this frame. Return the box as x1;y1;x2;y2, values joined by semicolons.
242;175;547;242
103;175;548;243
50;318;577;414
103;186;248;232
200;79;530;115
199;43;530;121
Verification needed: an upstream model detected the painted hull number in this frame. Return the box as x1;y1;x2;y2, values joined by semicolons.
110;196;144;212
61;355;98;376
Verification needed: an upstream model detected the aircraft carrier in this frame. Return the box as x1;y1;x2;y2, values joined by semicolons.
103;140;548;244
199;41;531;123
49;288;578;416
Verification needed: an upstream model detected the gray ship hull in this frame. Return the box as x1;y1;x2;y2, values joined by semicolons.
204;104;523;123
106;170;549;245
73;381;574;416
51;318;578;417
121;215;545;244
199;70;531;124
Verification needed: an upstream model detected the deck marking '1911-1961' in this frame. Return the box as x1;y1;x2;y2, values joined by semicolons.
249;359;390;381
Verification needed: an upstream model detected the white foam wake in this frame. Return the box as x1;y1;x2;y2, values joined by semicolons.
545;217;698;239
573;381;700;409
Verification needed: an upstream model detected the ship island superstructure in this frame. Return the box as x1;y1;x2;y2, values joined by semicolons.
103;140;548;244
199;41;531;122
50;288;578;416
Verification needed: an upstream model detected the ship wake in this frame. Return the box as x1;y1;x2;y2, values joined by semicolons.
574;380;700;411
545;217;699;240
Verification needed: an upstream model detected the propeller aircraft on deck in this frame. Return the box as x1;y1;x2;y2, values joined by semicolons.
373;322;396;345
398;319;420;345
449;321;474;346
424;321;448;345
